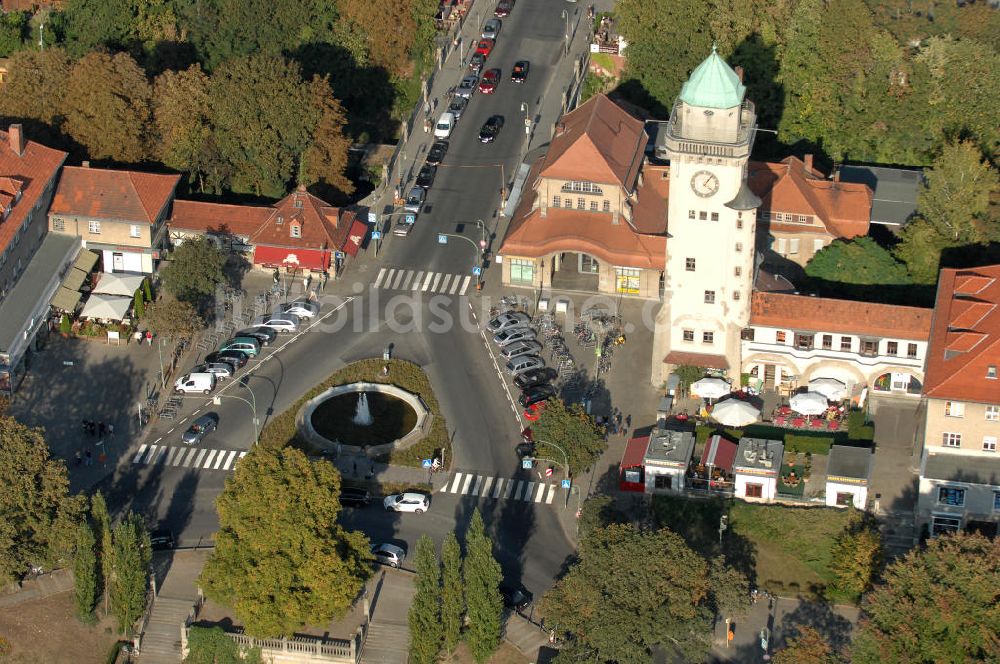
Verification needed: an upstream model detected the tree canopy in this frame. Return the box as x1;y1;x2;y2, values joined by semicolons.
109;511;152;635
463;510;503;663
159;237;226;302
805;237;912;298
408;535;442;664
200;446;371;638
531;399;606;476
774;626;839;664
143;299;204;339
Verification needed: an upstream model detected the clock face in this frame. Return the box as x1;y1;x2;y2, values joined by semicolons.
691;170;720;198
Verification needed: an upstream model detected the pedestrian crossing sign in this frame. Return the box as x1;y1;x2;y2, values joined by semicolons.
472;266;482;275
561;479;571;489
405;214;416;224
422;459;433;468
522;458;533;469
371;231;382;240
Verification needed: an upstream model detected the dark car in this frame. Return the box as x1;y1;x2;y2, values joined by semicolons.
181;413;218;445
495;0;512;17
500;584;532;612
519;384;556;408
416;164;437;189
235;326;277;346
205;349;248;368
515;441;535;459
511;60;529;83
426;140;448;166
447;95;468;121
479;115;504;143
339;487;372;508
469;51;486;73
513;367;556;390
191;361;234;380
149;529;175;550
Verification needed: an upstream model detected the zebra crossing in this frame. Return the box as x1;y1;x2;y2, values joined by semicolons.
441;471;561;505
132;444;247;471
372;267;474;296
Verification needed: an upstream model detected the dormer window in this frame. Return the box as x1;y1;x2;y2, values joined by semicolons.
294;198;304;209
290;222;302;239
276;216;284;225
989;365;998;379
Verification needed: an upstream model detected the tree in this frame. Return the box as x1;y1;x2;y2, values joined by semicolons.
109;512;152;635
152;65;213;188
184;625;262;664
408;535;443;664
91;492;114;616
73;521;98;622
531;398;606;476
0;417;84;584
60;0;138;55
542;523;712;663
773;626;838;664
674;364;706;392
914;140;999;244
805;237;911;297
0;11;28;57
301;76;354;200
708;557;751;624
853;532;1000;663
335;0;420;75
143;299;204;339
159;237;226;302
440;531;464;654
133;290;145;318
200;446;371;638
0;48;72;125
462;510;503;663
828;518;882;600
892;218;952;284
63;51;151;162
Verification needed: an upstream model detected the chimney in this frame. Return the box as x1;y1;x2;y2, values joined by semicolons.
8;124;25;156
82;161;91;168
804;154;814;173
555;122;566;136
833;169;841;183
734;66;745;82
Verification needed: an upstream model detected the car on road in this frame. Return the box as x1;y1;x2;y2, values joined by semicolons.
495;0;512;17
447;96;468;121
513;367;556;390
426;140;448;166
475;39;495;57
281;300;319;319
500;339;543;360
493;326;535;346
479;115;504;143
235;326;276;346
487;311;530;333
219;336;261;357
433;111;455;139
501;584;533;612
468;51;486;73
339;487;371;508
482;18;501;40
416;164;437;189
181;414;218;444
251;313;300;334
205;349;249;368
511;60;529;83
149;530;175;550
515;441;536;459
455;74;479;99
506;355;545;376
404;186;425;213
393;219;415;236
371;543;406;568
383;492;430;513
479;68;500;94
191;361;234;380
519;384;556;408
174;371;216;394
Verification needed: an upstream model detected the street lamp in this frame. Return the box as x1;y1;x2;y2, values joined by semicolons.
561;9;569;54
213;377;260;443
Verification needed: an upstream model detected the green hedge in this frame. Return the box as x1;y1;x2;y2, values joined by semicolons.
696;424;835;454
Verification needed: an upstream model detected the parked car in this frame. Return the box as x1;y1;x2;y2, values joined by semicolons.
371;543;406;568
181;414;218;444
511;60;529;83
174;372;216;394
506;355;545;376
339;487;371;508
468;51;486;73
191;361;234;380
493;326;535;346
434;111;456;139
251;314;300;334
495;0;512;17
383;492;430;513
447;96;468;121
393;219;415;236
479;115;504;143
205;349;249;368
426;140;449;166
519;384;556;408
479;68;500;94
500;339;543;360
235;326;276;346
149;530;175;550
482;18;501;40
404;186;425;213
515;441;536;459
219;336;261;357
455;74;479;99
281;300;319;319
487;311;530;333
513;367;556;390
416;164;437;189
475;39;495;57
500;584;533;612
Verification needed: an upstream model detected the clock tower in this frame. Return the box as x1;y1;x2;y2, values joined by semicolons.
652;47;761;383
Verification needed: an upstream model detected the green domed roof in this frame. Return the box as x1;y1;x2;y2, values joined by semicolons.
678;46;746;109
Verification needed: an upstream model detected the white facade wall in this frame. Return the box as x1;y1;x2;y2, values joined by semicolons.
825;481;868;509
644;465;686;494
734;474;777;501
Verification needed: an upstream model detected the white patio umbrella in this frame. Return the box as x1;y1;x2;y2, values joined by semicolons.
80;293;133;321
92;272;146;297
789;391;829;416
691;377;730;400
808;377;847;401
710;399;760;427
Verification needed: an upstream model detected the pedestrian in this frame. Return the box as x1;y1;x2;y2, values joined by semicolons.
432;96;439;112
81;419;89;435
74;450;82;467
625;414;632;435
321;271;329;290
146;330;153;346
99;422;107;437
108;423;114;437
85;449;93;466
353;459;358;477
424;101;431;117
616;412;623;433
366;461;374;480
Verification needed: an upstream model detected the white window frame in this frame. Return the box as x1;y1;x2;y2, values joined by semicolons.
702;331;714;344
986;405;1000;422
944;401;965;418
937;486;965;507
942;432;962;448
129;224;141;238
88;220;101;234
704;290;715;304
984;436;998;453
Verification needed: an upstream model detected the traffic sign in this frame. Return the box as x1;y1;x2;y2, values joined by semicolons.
405;213;416;224
544;467;553;478
561;479;571;489
335;251;346;259
422;459;433;469
522;458;533;469
367;211;377;224
472;266;482;276
371;231;382;240
438;234;448;244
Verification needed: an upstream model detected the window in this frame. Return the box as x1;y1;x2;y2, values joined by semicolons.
840;336;852;352
741;328;755;341
552;196;561;207
995;492;1000;511
704;290;715;304
654;475;672;490
290;223;301;238
937;486;965;506
860;339;878;357
685;257;696;271
989;365;998;379
775;238;787;255
564;198;572;208
986;405;999;422
88;220;101;234
822;334;833;350
813;238;825;253
795;333;814;350
52;218;65;232
797;215;809;223
886;341;898;356
699;211;707;221
734;266;742;277
759;210;770;220
984;436;998;452
711;212;719;221
736;218;743;229
735;242;743;252
616;268;640;295
577;198;585;210
585;200;596;211
703;331;714;344
789;238;800;255
931;515;961;536
562;181;604;194
733;291;741;301
603;200;610;212
907;343;918;359
776;331;786;344
944;401;965;418
942;432;962;448
745;483;763;498
129;224;141;238
509;258;534;284
689;210;696;219
683;329;694;342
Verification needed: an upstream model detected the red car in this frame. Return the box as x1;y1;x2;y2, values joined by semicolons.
479;68;500;94
495;0;512;17
476;39;495;57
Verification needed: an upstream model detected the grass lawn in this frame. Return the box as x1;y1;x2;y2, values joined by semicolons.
0;591;121;663
258;358;450;468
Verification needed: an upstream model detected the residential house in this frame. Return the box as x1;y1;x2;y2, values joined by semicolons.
916;265;1000;538
48;165;181;274
733;438;784;502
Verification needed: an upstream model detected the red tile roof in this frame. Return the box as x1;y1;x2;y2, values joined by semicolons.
924;265;1000;403
169;200;273;237
539;94;647;190
0;127;67;257
750;291;932;340
50;166;180;224
631;163;670;234
748;157;871;238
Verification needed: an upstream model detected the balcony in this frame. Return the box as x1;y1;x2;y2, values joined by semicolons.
662;100;757;160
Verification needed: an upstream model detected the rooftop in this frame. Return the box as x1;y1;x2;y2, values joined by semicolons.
644;428;696;468
837;165;922;227
827;445;873;482
923;451;1000;486
678;47;746;110
168;200;273;237
733;438;783;475
50;166;180;224
750;291;932;340
0;126;68;259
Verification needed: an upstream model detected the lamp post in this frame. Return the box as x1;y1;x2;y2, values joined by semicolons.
561;9;569;54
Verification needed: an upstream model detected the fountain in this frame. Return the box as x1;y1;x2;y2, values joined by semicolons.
353;393;374;426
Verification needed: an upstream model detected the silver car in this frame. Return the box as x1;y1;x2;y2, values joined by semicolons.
281;300;319;319
181;414;218;445
482;18;501;40
506;355;545;376
251;314;300;334
404;186;425;213
494;327;535;346
487;312;531;333
371;543;406;568
191;362;234;380
447;96;468;121
455;74;478;99
500;340;543;360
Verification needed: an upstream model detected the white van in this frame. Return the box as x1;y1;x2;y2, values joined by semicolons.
434;112;455;139
174;372;216;394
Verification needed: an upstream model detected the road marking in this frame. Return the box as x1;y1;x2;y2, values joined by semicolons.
391;270;405;289
153;446;169;464
193;448;208;467
534;483;546;503
522;481;535;501
411;271;425;289
471;475;484;496
220;450;238;470
181;448;199;467
238;451;247;463
448;472;464;493
546;485;557;504
422;273;434;291
132;444;148;464
152;437;162;445
178;417;188;425
213;450;229;469
203;449;218;468
461;473;474;495
492;478;505;498
401;270;415;289
480;476;495;498
167;447;184;466
431;273;443;291
373;268;387;288
459;276;472;295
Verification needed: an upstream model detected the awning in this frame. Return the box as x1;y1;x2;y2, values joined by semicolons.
92;272;146;297
621;435;650;469
61;267;89;292
50;286;83;312
73;248;99;273
342;219;368;257
253;245;329;271
663;350;730;370
80;293;132;321
700;434;738;471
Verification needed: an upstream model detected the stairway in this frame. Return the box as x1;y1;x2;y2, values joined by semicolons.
138;596;197;664
504;612;552;658
360;620;409;664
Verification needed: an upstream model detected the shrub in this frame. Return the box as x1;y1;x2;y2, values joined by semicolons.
59;314;71;334
133;290;145;318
